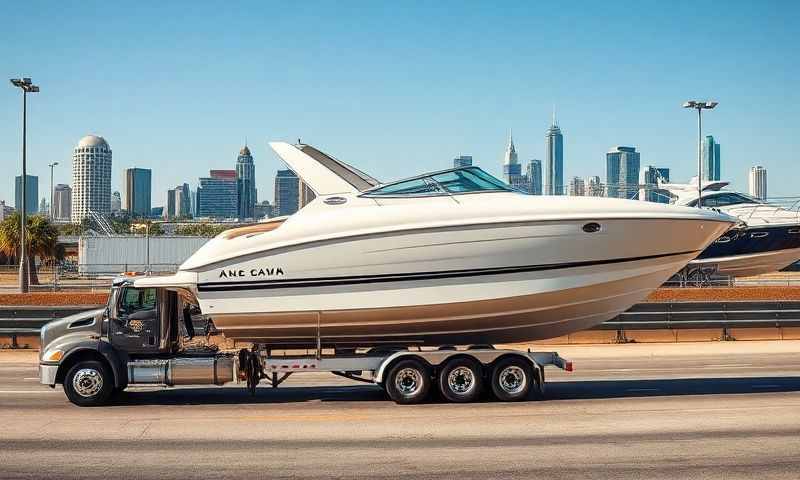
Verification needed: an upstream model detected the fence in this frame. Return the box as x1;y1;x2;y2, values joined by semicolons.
0;264;180;292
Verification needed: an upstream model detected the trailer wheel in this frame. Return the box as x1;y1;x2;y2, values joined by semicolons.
63;360;114;407
438;357;483;403
384;359;431;404
490;357;533;402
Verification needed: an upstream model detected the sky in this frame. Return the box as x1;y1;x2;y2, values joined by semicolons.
1;0;798;207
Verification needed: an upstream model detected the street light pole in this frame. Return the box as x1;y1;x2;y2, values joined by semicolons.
48;162;59;219
682;100;718;208
10;77;40;293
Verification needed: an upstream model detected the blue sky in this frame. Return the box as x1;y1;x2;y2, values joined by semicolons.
1;1;798;207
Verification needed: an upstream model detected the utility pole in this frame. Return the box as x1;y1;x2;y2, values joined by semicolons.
682;100;718;208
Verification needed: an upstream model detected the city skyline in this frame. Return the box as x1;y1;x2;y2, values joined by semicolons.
2;2;798;204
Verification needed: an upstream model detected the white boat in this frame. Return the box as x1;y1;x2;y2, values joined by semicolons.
662;180;800;277
136;142;735;347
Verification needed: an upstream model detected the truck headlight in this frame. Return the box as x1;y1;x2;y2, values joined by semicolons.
42;349;64;362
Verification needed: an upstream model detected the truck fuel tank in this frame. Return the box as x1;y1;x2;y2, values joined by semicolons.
127;356;234;386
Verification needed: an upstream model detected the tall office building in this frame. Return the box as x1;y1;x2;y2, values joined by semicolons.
453;155;473;168
568;176;585;196
606;146;640;199
52;184;72;221
748;166;767;201
526;159;543;195
236;145;257;219
585;176;603;197
702;135;721;181
274;169;300;217
196;170;238;218
0;201;13;222
639;166;670;203
111;191;122;213
166;183;191;219
71;135;112;223
502;131;525;190
122;168;152;217
39;197;48;215
545;113;564;195
14;174;38;214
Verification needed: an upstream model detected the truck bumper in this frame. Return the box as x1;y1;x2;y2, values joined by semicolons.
39;364;58;386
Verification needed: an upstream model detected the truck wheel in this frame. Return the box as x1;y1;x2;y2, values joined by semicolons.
64;360;114;407
490;357;533;402
384;359;431;404
438;357;483;403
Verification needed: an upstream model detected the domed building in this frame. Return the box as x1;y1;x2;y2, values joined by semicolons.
71;135;112;223
236;144;256;219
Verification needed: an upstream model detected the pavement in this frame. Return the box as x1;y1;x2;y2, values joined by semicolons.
1;341;800;479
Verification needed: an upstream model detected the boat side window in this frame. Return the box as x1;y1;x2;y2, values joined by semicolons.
430;168;511;193
690;193;760;208
366;178;444;196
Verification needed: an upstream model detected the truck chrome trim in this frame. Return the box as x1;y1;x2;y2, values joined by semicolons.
39;364;58;386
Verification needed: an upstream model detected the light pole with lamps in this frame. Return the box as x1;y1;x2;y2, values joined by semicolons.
10;77;40;293
48;162;59;219
682;100;718;208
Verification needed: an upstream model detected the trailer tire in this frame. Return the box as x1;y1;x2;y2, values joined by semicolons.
384;359;431;404
490;357;533;402
438;357;483;403
63;360;114;407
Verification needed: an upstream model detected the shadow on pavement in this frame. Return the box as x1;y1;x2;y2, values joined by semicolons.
110;375;800;406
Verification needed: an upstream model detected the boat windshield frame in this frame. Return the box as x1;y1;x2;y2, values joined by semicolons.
685;191;766;208
360;166;515;198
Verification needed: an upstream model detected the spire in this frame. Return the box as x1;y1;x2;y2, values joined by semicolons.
552;104;557;127
507;128;516;153
504;128;518;165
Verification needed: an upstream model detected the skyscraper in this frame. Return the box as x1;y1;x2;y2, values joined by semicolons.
123;168;152;217
526;159;543;195
702;135;721;181
453;155;473;168
14;174;38;214
545;113;564;195
111;191;122;213
606;146;640;199
71;135;112;223
52;184;72;221
166;183;191;219
748;166;767;200
197;170;238;218
639;166;670;203
585;176;603;197
502;130;525;190
568;176;585;196
274;169;300;216
236;145;257;219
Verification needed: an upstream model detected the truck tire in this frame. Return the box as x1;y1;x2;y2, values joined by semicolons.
490;357;533;402
64;360;114;407
384;359;431;404
438;357;483;403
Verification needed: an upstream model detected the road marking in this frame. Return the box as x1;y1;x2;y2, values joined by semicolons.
0;390;59;394
23;377;39;380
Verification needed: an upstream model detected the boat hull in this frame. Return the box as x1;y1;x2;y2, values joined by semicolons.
691;224;800;277
186;216;731;347
207;253;696;346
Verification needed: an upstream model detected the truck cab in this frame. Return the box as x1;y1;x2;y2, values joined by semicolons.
39;277;232;406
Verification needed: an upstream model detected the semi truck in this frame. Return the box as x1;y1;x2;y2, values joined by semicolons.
39;277;572;406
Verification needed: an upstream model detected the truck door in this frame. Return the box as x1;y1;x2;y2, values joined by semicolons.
110;287;162;353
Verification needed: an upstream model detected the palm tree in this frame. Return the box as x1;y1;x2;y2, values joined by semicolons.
0;212;64;285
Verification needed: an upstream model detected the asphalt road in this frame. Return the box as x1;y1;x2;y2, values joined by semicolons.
1;343;800;479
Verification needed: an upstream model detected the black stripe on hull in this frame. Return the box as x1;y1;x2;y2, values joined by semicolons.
197;249;699;292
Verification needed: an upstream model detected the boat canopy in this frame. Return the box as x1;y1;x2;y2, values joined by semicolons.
362;166;514;197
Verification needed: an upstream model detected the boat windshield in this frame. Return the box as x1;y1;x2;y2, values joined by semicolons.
686;192;764;208
363;167;513;197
